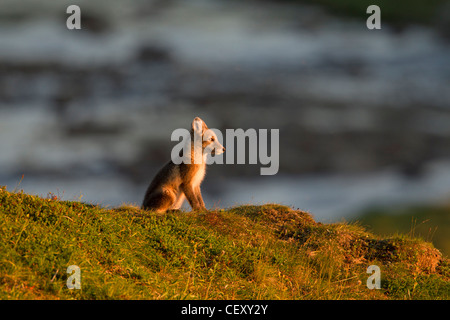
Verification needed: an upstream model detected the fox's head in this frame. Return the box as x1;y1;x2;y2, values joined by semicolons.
191;117;225;158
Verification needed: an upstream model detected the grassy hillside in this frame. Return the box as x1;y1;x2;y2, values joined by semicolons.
355;205;450;258
0;186;448;300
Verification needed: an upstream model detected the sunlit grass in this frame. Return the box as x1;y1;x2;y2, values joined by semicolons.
0;186;448;299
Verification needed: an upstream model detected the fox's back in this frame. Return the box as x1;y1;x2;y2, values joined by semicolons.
144;161;205;195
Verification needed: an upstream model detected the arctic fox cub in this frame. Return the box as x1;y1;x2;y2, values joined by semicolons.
142;117;225;212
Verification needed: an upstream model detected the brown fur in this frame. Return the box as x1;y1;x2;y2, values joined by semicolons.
142;117;224;212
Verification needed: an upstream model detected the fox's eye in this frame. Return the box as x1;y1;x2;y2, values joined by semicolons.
210;137;215;141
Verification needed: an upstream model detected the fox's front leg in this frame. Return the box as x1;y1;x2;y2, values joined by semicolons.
181;183;201;211
195;186;206;210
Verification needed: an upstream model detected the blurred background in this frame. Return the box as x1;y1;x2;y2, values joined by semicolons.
1;0;449;253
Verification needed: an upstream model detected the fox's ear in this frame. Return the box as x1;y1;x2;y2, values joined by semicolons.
192;117;204;134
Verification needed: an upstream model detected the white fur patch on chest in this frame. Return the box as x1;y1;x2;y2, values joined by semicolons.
191;165;206;187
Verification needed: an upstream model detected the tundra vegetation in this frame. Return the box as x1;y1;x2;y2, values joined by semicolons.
0;186;448;299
